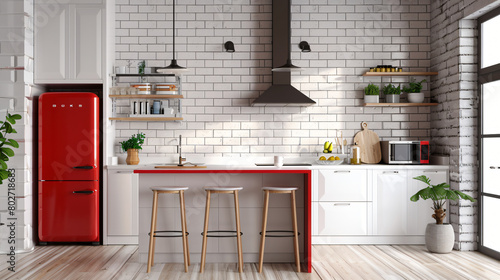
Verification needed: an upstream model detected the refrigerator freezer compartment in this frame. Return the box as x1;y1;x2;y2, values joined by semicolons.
38;181;99;242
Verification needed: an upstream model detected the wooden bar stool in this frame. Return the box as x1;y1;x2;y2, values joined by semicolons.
200;187;243;273
147;187;190;273
258;186;300;273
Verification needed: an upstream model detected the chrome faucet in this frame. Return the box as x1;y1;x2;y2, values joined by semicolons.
177;135;186;166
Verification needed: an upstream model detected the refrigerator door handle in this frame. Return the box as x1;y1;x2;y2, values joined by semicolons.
73;190;95;194
73;166;94;169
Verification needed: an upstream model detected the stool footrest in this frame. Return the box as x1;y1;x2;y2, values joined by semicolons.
260;230;301;238
201;230;243;238
149;230;189;238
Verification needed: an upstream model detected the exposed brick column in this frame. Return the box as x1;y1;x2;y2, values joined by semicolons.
430;0;478;251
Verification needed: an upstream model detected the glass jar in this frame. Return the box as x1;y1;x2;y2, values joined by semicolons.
350;146;361;165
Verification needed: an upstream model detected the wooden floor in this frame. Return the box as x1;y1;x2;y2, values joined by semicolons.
1;245;500;279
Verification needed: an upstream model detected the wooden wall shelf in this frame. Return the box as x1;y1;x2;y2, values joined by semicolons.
109;94;182;99
362;72;438;76
109;117;183;121
364;103;438;107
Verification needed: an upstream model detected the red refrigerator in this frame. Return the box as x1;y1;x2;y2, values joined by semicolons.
38;92;100;244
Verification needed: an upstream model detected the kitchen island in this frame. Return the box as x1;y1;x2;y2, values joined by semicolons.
132;166;313;272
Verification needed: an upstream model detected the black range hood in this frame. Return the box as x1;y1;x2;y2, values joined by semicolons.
251;0;316;107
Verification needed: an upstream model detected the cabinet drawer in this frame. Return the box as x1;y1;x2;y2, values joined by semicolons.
313;202;369;236
315;169;368;201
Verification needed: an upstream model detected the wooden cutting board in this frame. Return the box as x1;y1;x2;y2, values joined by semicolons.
353;122;382;164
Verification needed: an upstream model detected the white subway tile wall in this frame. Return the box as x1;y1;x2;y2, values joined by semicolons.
114;0;434;158
430;0;478;251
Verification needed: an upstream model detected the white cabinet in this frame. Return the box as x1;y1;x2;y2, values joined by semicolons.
106;170;139;244
373;170;408;235
315;169;368;201
312;169;372;237
313;202;369;235
408;169;448;235
35;2;104;83
312;166;449;245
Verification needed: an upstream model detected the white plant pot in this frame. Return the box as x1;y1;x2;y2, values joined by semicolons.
425;223;454;253
385;94;400;103
364;95;379;103
407;92;424;103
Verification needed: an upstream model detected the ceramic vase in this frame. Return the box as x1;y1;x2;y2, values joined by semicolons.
425;223;454;253
126;149;140;165
407;92;424;103
364;95;379;103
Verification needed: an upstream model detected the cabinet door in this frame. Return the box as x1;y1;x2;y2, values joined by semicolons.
35;4;68;82
408;169;448;235
72;5;102;81
315;169;368;201
313;202;368;235
107;171;139;236
374;170;408;235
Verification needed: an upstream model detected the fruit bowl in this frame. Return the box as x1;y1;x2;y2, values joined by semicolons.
315;159;343;165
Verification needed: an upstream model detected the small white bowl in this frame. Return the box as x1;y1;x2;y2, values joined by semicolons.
407;92;424;103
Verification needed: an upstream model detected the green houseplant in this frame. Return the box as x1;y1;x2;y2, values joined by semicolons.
382;84;401;103
364;83;379;104
0;113;22;184
411;175;476;253
120;132;145;165
403;79;426;103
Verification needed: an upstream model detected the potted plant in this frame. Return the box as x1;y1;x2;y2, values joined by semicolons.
364;83;379;103
382;83;401;103
0;113;22;184
410;175;476;253
403;79;426;103
120;132;146;165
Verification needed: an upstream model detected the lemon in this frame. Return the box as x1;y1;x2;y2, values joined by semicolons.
334;156;340;160
319;156;326;160
328;156;335;161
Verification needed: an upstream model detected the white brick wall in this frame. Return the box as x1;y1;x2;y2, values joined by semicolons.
430;0;479;251
114;0;433;159
0;0;35;253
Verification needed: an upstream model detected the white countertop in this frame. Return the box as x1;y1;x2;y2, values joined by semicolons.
105;163;449;171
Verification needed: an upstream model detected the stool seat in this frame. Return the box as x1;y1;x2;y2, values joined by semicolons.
151;186;188;191
262;186;298;191
204;186;243;191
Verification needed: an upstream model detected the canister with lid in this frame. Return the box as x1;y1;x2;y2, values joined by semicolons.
131;83;153;95
155;84;178;94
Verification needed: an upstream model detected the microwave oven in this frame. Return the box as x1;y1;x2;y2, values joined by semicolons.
380;141;430;164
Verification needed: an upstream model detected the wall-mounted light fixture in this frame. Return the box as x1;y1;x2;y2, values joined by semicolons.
224;41;235;52
299;41;311;52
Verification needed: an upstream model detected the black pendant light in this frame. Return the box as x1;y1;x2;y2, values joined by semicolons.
272;0;302;72
157;0;188;73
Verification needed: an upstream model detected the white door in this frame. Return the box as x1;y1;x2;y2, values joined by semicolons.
107;171;139;239
35;4;68;82
73;5;103;81
373;170;408;235
408;170;448;235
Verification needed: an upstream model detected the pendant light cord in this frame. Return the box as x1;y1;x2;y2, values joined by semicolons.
287;0;291;62
172;0;176;61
